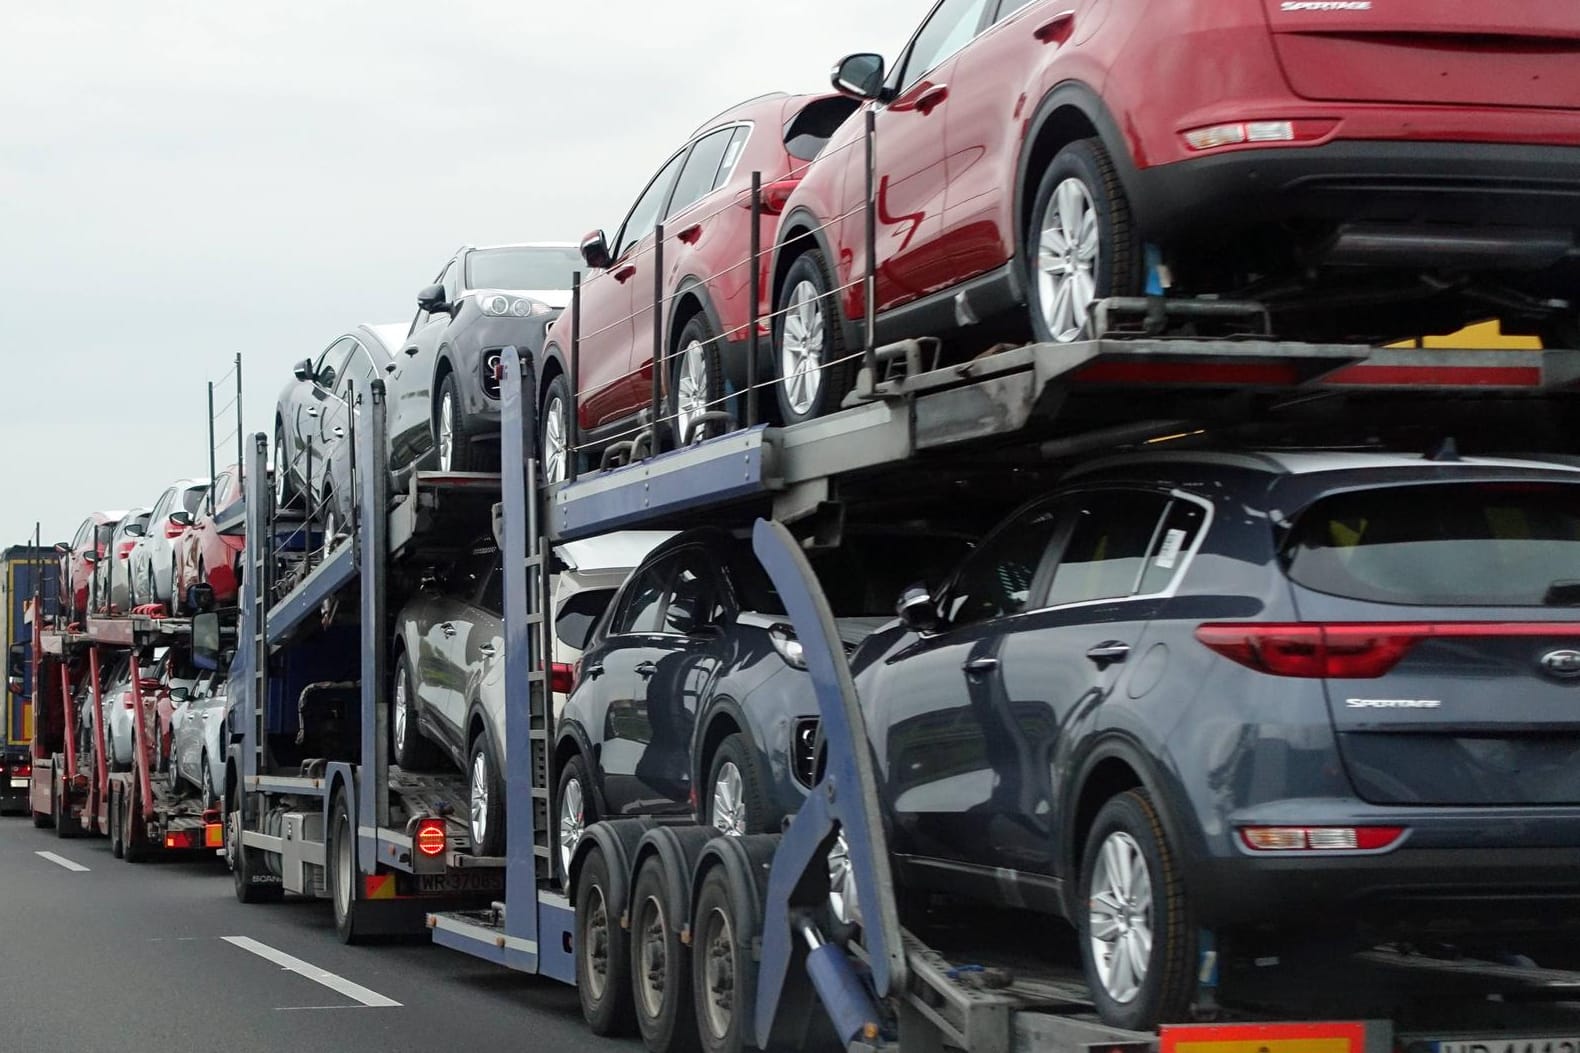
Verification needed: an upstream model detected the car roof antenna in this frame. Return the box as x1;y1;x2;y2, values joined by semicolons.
1426;436;1460;462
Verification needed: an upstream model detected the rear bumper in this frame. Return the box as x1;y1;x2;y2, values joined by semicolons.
1132;139;1580;255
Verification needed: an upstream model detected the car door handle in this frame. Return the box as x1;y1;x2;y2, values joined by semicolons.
635;661;658;678
440;622;456;638
479;643;497;659
306;407;319;418
915;83;949;115
962;656;999;676
676;224;702;245
613;265;637;283
331;426;344;439
1086;641;1131;667
1034;11;1076;44
404;345;420;356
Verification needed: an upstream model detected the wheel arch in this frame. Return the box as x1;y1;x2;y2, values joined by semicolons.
769;211;858;353
555;722;610;819
667;278;726;357
693;701;745;814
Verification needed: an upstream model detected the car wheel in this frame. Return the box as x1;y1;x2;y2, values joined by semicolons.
390;653;440;770
168;751;182;794
539;373;572;484
575;844;636;1036
468;731;505;857
1027;138;1141;344
273;420;295;510
774;247;854;425
436;373;476;472
200;752;216;808
320;488;338;550
555;754;597;885
169;555;179;611
630;855;699;1053
1077;788;1195;1029
669;314;725;446
705;734;771;837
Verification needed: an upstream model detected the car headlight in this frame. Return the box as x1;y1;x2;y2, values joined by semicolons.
480;294;552;318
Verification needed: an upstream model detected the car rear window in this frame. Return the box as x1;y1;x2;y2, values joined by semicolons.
1283;481;1580;607
783;97;860;161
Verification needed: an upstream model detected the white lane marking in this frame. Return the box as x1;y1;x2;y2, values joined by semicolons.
36;851;89;872
222;936;402;1008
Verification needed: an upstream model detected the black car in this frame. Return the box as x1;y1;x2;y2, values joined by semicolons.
273;323;407;532
388;243;580;476
553;526;971;880
847;448;1580;1029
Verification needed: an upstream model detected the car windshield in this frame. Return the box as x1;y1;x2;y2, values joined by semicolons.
464;247;580;292
736;532;976;618
1283;480;1580;606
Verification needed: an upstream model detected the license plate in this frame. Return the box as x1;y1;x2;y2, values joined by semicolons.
8;777;27;788
1436;1040;1580;1053
417;871;504;895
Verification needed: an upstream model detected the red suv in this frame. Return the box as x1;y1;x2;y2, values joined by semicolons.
56;510;127;624
537;91;858;479
174;465;246;610
770;0;1580;421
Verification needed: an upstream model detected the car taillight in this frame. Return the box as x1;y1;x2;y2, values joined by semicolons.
739;177;801;216
12;764;30;779
117;540;136;560
550;662;576;694
1197;622;1580;679
165;521;186;540
1239;826;1406;852
415;817;447;858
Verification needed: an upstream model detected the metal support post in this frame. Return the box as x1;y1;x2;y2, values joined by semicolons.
748;171;762;428
357;379;391;848
89;645;107;804
234;352;244;490
568;272;581;483
652;225;666;454
207;382;218;515
128;651;154;820
59;663;76;778
863;107;878;375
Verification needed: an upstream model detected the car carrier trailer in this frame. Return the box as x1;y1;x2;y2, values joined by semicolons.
223;302;1580;1052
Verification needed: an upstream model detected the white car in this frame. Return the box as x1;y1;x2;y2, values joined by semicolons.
169;670;230;805
128;478;210;611
94;509;151;614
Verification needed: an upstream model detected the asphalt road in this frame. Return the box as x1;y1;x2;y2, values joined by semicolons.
0;816;634;1053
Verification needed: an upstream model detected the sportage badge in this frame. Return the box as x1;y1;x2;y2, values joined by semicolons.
1539;649;1580;679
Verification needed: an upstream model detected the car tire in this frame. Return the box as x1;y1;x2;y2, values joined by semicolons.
539;372;573;484
168;750;182;794
774;247;854;425
435;373;476;472
1076;788;1195;1030
273;420;296;511
169;555;179;612
467;731;505;857
555;755;597;885
630;855;699;1053
391;653;440;771
200;751;216;808
330;787;364;943
704;734;772;837
669;314;726;446
1027;138;1142;344
575;844;636;1037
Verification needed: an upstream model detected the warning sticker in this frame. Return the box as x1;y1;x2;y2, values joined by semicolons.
1154;528;1187;570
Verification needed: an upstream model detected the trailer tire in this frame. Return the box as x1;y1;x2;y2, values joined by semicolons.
32;808;51;829
576;845;636;1037
123;787;150;863
54;764;78;840
232;803;282;904
1077;788;1195;1030
330;788;365;943
693;864;756;1053
109;783;124;859
630;854;699;1053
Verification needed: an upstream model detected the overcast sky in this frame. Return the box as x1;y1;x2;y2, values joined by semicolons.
0;0;918;548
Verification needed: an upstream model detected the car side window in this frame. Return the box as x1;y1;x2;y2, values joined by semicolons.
615;151;687;261
1136;498;1208;595
666;127;740;221
942;498;1063;627
338;343;378;400
476;566;503;617
441;258;460;301
452;544;497;601
993;0;1035;21
1044;490;1173;607
661;551;727;635
615;555;677;635
149;488;175;524
900;0;994;90
315;338;356;391
209;472;234;513
72;519;93;549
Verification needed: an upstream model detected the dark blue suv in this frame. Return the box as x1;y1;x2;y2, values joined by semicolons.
851;448;1580;1029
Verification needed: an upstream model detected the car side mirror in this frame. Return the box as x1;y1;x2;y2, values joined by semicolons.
169;510;194;528
123;523;146;538
896;583;938;633
293;357;314;382
419;567;442;593
6;676;21;697
169;686;191;703
580;230;612;271
54;542;70;555
832;52;886;100
416;283;449;314
82;552;100;567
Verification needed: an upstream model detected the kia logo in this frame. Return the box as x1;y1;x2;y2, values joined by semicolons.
1540;649;1580;679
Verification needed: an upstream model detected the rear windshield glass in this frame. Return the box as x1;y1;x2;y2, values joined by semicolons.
783;97;860;161
1283;481;1580;607
465;247;580;292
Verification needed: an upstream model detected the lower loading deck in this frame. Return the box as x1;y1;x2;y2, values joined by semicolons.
427;894;577;983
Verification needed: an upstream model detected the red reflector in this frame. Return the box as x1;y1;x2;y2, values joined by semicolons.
164;830;196;849
1195;622;1580;679
415;818;447;858
1075;360;1306;387
1240;826;1405;852
1323;363;1541;388
550;662;576;694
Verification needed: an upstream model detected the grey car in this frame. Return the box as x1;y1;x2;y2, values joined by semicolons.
387;243;579;476
169;669;229;805
94;508;150;615
127;478;209;610
273;323;407;533
391;539;505;855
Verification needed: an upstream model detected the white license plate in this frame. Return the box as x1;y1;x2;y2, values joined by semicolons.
8;777;27;788
1437;1040;1580;1053
417;871;503;895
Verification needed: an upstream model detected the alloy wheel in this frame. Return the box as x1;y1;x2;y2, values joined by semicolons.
393;668;409;759
543;396;568;484
827;831;860;927
1037;177;1100;342
1088;830;1153;1005
780;280;825;416
558;776;585;878
273;432;288;507
675;340;710;445
709;761;746;837
438;391;456;471
470;749;490;849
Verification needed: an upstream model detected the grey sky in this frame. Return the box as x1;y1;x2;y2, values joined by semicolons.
0;0;918;548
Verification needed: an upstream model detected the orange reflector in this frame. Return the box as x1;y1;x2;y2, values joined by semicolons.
415;818;447;858
204;823;224;849
165;835;177;849
1162;1022;1367;1053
